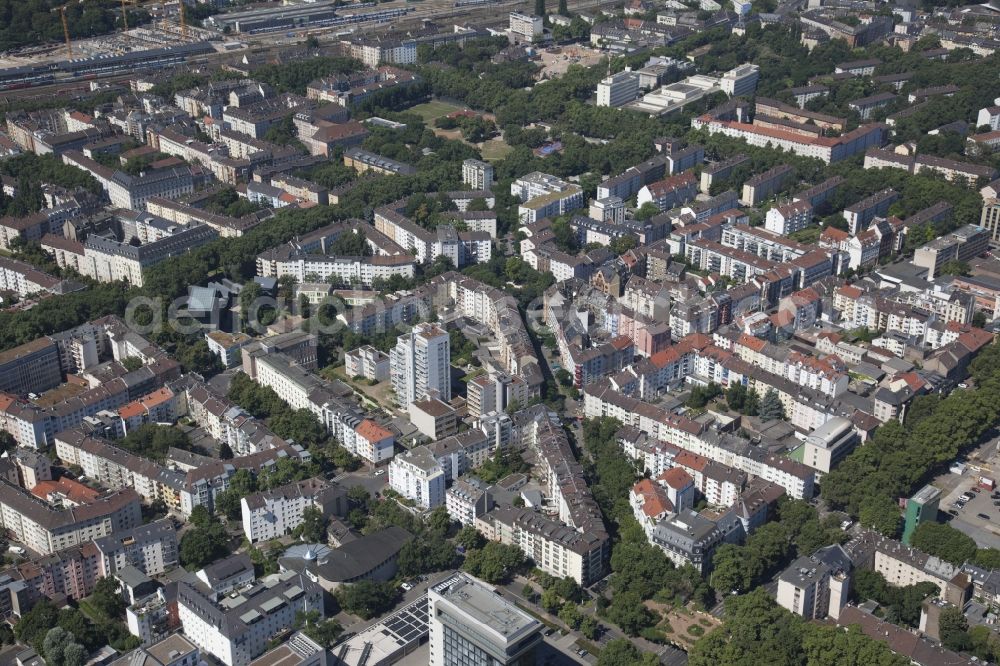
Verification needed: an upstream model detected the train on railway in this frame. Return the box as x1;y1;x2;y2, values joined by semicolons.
0;41;216;92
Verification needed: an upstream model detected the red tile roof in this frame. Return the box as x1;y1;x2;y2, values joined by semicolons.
658;466;693;489
356;419;393;442
632;479;672;518
31;478;100;505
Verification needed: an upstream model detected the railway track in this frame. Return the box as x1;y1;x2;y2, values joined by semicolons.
0;0;615;99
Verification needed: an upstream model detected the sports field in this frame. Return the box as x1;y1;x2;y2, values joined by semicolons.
407;100;466;122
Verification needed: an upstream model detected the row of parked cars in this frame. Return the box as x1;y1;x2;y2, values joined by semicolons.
950;486;998;521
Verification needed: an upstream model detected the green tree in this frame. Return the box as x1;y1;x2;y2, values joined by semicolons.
550;218;578;253
15;600;58;648
939;606;970;652
91;576;126;619
634;202;660;221
397;533;456;576
938;260;970;277
456;525;485;550
911;522;977;565
43;627;86;666
758;388;786;421
558;0;569;15
610;235;638;254
180;524;230;569
688;589;806;666
297;506;327;542
56;610;97;652
710;543;756;594
119;424;192;461
858;494;902;538
541;588;561;613
801;624;910;666
189;505;212;528
335;581;397;619
558;602;582;629
597;638;658;666
974;548;1000;569
534;0;546;16
580;615;598;639
462;542;526;583
603;591;655;636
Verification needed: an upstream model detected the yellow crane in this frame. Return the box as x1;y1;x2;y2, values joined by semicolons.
121;0;130;32
179;0;188;40
59;6;72;58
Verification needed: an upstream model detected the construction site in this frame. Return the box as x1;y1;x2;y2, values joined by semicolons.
0;1;218;70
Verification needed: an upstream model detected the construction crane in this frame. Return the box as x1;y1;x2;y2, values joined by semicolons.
58;6;72;58
179;0;188;40
120;0;130;32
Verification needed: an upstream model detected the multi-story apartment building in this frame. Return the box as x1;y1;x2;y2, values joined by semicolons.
462;159;494;191
847;92;896;120
692;116;887;164
445;478;494;526
842;188;899;235
466;371;530;419
240;478;346;543
508;12;543;41
342;419;396;465
700;154;750;194
637;172;698;211
373;205;491;266
178;569;323;666
765;200;814;236
0;479;141;555
650;509;737;573
720;63;760;96
741;164;793;206
983;190;1000;245
913;224;990;279
339;37;418;68
54;425;300;517
476;506;607;585
516;404;607;536
343;147;415;176
425;272;544;397
776;545;852;620
588;196;626;223
183;382;287;458
344;345;390;382
12;517;174;608
583;381;816;499
388;446;445;509
0;256;64;297
389;322;451;407
596;71;641;108
62;151;198;211
0;337;62;397
46;224;218;288
511;172;584;224
93;518;179;577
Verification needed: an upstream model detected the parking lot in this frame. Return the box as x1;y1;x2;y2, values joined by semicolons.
945;485;1000;549
935;436;1000;548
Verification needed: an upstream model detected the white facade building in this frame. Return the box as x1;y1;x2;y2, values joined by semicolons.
389;323;451;407
177;569;323;666
509;12;543;41
388;445;446;509
428;573;543;666
597;71;641;108
462;159;494;191
240;478;345;543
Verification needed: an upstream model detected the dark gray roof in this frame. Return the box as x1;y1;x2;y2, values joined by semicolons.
284;526;412;583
